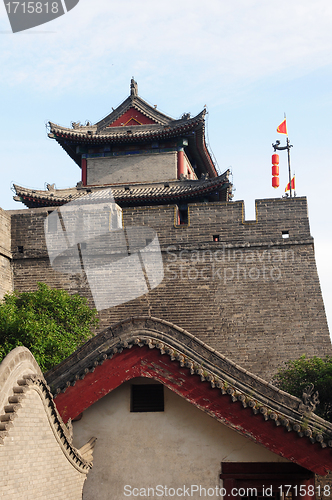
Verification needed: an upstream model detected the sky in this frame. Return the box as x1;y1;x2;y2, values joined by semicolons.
0;0;331;335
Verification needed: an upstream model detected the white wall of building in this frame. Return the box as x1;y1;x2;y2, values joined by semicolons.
73;378;288;500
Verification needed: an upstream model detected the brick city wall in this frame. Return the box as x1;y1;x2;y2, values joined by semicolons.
315;472;332;499
0;207;13;299
8;197;332;380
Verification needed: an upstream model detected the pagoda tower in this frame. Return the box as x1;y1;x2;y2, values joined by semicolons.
13;79;232;211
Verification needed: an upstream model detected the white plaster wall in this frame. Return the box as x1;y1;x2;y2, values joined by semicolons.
73;378;288;500
87;152;177;185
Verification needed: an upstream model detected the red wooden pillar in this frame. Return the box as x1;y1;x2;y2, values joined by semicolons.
177;150;185;179
81;157;87;186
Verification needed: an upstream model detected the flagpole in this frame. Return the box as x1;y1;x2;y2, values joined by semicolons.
273;116;293;197
287;137;292;198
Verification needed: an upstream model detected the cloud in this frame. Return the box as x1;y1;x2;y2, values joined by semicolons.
1;0;332;96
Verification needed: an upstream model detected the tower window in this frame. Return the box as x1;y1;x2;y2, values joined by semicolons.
131;384;164;412
177;205;188;225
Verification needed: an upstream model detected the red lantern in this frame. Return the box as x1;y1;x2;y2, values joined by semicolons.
272;153;279;188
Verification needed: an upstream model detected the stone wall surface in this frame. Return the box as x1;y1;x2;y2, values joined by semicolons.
0;347;91;500
315;472;332;499
0;390;87;499
9;197;332;380
0;207;12;299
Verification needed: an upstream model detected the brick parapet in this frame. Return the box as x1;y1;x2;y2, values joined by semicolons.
0;208;13;299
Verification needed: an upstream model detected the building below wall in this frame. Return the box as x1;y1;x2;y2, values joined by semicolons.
45;317;332;500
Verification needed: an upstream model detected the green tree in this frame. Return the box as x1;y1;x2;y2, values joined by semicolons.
273;355;332;423
0;283;98;372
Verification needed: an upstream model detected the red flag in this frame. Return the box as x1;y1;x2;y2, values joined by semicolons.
285;175;295;192
277;119;287;135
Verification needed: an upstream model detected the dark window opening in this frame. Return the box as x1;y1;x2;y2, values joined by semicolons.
17;246;24;254
282;230;289;239
131;384;164;412
213;235;220;242
177;205;188;225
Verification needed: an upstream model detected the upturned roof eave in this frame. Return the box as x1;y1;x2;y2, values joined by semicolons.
48;110;206;142
12;173;231;208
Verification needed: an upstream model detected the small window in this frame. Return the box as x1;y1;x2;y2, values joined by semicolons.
177;205;188;225
282;231;289;239
17;246;24;253
213;235;220;242
131;384;164;412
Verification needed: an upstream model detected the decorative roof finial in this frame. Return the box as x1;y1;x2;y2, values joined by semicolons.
298;383;320;415
130;77;138;97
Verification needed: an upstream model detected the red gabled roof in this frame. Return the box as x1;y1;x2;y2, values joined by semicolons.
46;317;332;476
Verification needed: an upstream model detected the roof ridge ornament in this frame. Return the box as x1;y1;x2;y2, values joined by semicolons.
130;77;138;97
298;383;320;415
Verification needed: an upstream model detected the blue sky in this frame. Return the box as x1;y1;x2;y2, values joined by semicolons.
0;0;331;335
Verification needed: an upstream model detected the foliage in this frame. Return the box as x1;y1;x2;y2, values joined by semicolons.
0;283;98;372
273;355;332;423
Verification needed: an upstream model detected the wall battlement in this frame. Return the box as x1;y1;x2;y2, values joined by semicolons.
0;208;13;299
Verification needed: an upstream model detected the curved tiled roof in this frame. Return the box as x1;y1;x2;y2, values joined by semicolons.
0;347;95;472
49;111;206;143
46;317;332;476
13;171;231;208
48;83;218;177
